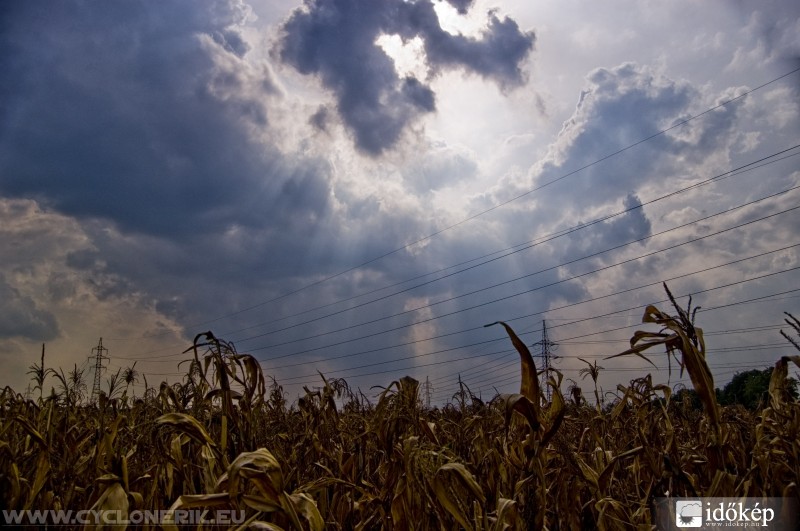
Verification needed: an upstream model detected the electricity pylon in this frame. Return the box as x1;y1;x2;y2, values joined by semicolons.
532;320;558;401
89;338;109;403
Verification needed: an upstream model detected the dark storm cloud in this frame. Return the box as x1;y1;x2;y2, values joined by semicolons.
0;0;329;240
310;106;332;131
0;275;59;341
401;77;436;112
407;11;534;86
559;194;653;269
604;194;652;245
278;0;534;154
444;0;475;15
0;0;365;342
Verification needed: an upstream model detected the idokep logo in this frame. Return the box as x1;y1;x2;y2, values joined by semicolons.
659;497;797;529
675;500;703;527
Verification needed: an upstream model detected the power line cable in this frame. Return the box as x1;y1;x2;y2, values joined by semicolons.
106;67;800;337
248;199;799;360
117;239;799;383
276;279;800;385
301;281;800;389
241;240;798;369
225;147;800;344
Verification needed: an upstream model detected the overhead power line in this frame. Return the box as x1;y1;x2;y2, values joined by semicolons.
271;276;800;385
221;146;800;345
247;199;799;362
107;67;800;338
236;240;796;371
250;240;799;373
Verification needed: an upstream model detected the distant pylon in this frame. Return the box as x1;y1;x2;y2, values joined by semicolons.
532;320;558;401
89;338;109;402
423;376;433;408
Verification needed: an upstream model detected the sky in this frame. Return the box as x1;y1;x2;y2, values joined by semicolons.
1;0;799;405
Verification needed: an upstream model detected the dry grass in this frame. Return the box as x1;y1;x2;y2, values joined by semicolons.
1;287;799;529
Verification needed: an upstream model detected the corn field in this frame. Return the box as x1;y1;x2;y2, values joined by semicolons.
1;287;799;530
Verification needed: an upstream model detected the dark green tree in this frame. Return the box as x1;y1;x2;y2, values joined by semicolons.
718;368;798;410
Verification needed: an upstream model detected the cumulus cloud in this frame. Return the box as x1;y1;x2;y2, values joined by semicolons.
277;0;534;154
476;62;753;245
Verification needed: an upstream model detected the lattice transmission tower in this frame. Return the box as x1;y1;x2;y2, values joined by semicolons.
423;376;434;408
88;337;109;403
532;320;558;401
